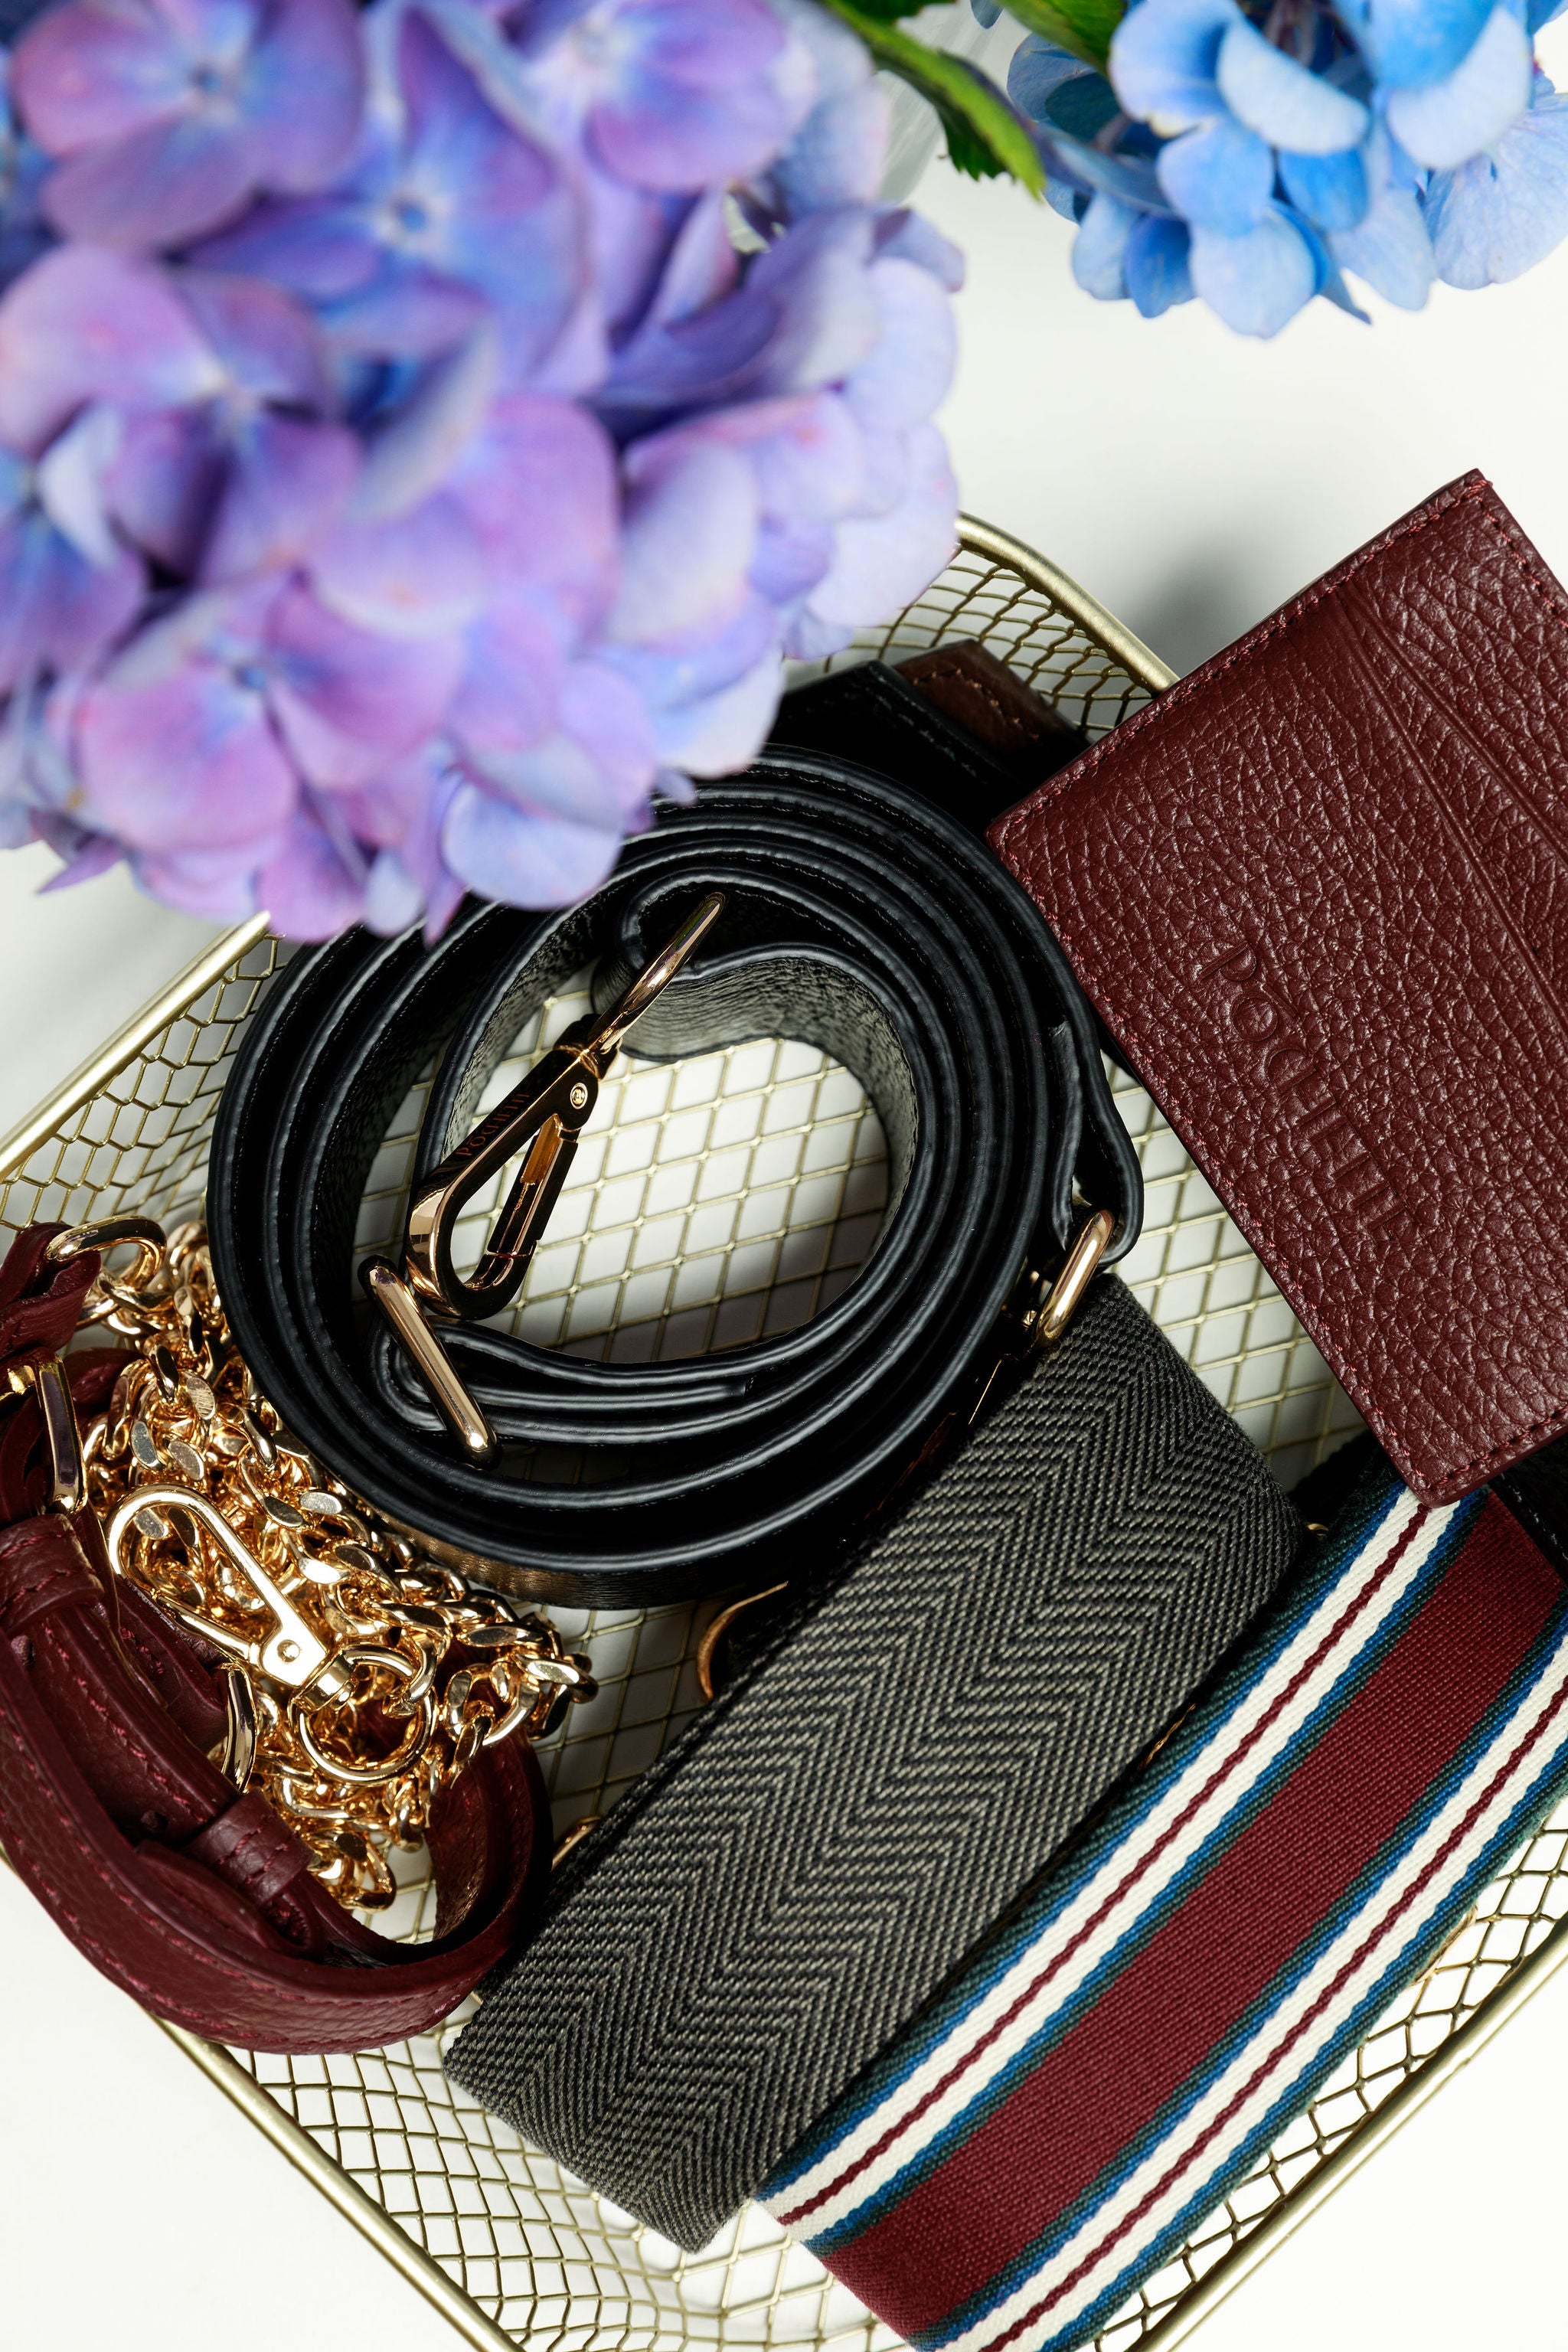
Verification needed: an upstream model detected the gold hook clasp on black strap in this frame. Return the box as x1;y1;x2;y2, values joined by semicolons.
366;892;726;1452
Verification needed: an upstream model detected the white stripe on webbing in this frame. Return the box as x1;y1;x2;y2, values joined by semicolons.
932;1625;1568;2352
767;1491;1440;2235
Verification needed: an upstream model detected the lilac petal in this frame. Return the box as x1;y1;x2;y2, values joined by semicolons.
240;0;364;192
0;446;31;526
1387;3;1533;169
1279;143;1370;230
352;325;497;520
467;657;655;828
449;596;565;755
0;245;221;456
265;581;462;789
203;411;360;583
441;778;625;909
76;632;298;853
1158;117;1275;232
611;434;757;647
311;492;488;637
577;0;792;191
648;640;781;775
34;399;123;565
1349;0;1494;91
110;405;225;570
41;106;257;244
607;585;776;710
13;0;189;151
769;70;889;216
322;268;492;361
743;207;881;394
191;193;383;299
1189;207;1320;334
41;828;126;884
623;186;738;335
256;804;368;939
444;392;619;635
363;844;427;935
1425;78;1568;283
1073;191;1136;299
176;268;331;404
1217;19;1369;153
874;207;965;290
686;390;864;524
1332;172;1436;302
842;253;956;432
0;508;142;690
132;840;262;919
1125;213;1195;313
750;517;833;603
1109;0;1240;129
394;11;586;377
604;206;879;416
789;421;956;654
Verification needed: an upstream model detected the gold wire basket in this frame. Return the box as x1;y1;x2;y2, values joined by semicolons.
5;518;1567;2352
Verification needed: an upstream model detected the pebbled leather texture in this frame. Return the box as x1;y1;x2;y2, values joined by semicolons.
991;472;1568;1505
209;756;1142;1606
0;1227;550;2053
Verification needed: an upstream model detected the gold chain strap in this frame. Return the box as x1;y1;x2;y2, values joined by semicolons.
62;1219;594;1911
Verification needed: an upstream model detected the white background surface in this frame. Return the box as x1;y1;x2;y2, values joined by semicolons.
5;39;1568;2344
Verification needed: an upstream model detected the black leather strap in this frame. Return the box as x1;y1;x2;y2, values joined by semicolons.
445;1273;1303;2245
208;754;1142;1606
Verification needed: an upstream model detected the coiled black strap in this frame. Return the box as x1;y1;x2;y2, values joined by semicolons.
208;754;1141;1605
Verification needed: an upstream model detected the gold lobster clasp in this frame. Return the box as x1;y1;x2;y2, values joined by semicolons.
364;890;725;1458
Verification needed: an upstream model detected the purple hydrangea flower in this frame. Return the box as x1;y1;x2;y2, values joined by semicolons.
14;0;365;247
501;0;810;191
0;0;962;938
0;410;142;691
193;9;592;387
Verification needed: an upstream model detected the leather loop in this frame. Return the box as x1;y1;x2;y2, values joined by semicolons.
0;1232;550;2053
210;756;1142;1606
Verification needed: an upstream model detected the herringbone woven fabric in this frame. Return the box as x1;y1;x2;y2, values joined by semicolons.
447;1279;1300;2246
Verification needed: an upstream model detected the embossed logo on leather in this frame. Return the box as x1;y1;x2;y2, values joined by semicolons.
1196;940;1416;1240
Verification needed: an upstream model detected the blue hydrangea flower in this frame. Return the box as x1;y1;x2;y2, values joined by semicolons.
1011;0;1568;335
1425;63;1568;279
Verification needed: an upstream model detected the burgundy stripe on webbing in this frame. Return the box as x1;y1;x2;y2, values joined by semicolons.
828;1496;1559;2341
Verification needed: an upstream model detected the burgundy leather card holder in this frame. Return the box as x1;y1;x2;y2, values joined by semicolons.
990;471;1568;1504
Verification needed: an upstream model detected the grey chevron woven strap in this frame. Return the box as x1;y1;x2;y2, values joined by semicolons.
446;1277;1302;2248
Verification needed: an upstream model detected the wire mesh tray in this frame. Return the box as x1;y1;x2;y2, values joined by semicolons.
5;518;1567;2352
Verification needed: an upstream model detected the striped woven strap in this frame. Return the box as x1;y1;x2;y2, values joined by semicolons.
761;1465;1568;2352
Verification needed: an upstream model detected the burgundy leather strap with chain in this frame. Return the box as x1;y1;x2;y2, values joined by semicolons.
0;1226;549;2053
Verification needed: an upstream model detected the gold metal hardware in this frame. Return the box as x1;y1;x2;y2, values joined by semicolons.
695;1583;789;1703
1033;1206;1116;1349
58;1217;595;1910
406;890;726;1321
360;1256;499;1465
32;1355;87;1514
377;890;725;1449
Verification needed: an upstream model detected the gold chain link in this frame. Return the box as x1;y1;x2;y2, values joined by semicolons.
67;1219;595;1911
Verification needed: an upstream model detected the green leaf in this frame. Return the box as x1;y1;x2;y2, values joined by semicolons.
823;2;1046;191
994;0;1126;73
